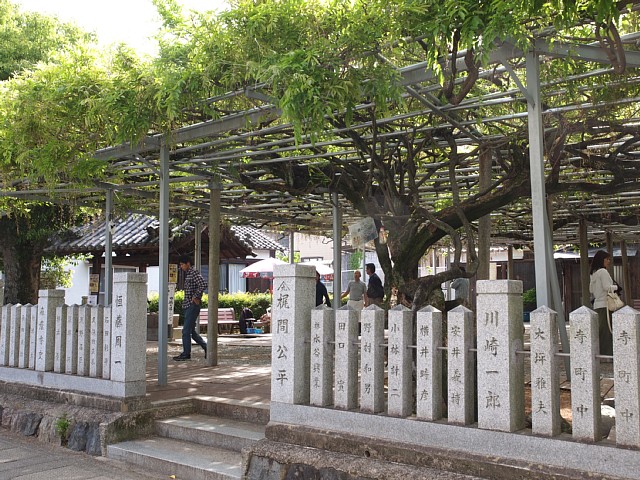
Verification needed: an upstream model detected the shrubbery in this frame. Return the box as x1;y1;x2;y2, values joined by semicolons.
147;291;272;320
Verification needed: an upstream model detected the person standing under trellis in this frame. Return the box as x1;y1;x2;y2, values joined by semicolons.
589;250;618;357
174;255;208;361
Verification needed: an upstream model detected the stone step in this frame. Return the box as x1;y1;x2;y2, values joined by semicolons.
193;396;270;425
107;436;243;480
156;413;265;451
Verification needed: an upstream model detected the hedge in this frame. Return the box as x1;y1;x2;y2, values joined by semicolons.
147;291;272;321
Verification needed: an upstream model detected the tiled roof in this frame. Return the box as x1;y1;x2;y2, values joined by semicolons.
47;214;261;259
231;225;285;252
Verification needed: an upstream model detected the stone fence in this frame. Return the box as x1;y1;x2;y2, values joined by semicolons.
0;273;147;399
268;264;640;478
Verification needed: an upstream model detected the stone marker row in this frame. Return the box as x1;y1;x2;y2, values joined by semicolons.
271;269;640;449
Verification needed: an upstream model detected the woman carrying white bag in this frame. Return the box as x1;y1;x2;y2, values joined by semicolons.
589;250;622;356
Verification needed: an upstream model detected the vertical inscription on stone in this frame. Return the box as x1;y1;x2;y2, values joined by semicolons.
89;305;104;378
530;307;561;436
35;290;65;372
270;264;315;405
334;306;359;410
476;280;525;432
360;305;385;414
0;305;10;366
387;305;413;417
53;305;67;373
416;306;443;421
8;304;21;367
309;305;334;407
447;305;475;425
102;307;112;379
77;305;92;376
65;305;79;374
28;305;37;369
569;306;601;442
612;307;640;447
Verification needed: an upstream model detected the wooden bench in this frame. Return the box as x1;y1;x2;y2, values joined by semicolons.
199;307;239;335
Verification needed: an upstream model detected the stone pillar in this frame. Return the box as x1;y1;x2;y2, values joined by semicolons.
476;280;525;432
19;304;33;369
77;305;92;376
416;306;443;421
110;273;148;393
102;307;112;379
8;304;21;367
0;304;10;365
28;305;37;369
0;279;4;306
310;305;334;407
447;305;475;425
360;305;385;414
612;307;640;447
334;306;359;410
35;289;65;372
569;306;601;442
65;305;79;375
271;264;315;405
387;305;413;417
54;305;67;373
89;305;104;378
530;306;561;436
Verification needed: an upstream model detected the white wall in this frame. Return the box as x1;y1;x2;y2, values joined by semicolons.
295;233;337;262
64;259;91;305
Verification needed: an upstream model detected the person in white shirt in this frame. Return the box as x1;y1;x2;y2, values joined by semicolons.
589;250;617;356
341;270;367;310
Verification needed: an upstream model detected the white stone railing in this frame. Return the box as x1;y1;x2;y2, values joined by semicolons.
269;267;640;477
0;273;147;398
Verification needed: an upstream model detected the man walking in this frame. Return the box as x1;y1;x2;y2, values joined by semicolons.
341;270;367;310
174;255;207;361
365;263;384;306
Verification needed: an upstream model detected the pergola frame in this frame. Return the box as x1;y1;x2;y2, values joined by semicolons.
3;16;640;384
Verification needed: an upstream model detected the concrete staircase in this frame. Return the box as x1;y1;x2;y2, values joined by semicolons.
107;398;269;480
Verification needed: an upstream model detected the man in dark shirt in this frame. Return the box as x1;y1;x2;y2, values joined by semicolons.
315;271;331;307
174;255;208;361
366;263;384;306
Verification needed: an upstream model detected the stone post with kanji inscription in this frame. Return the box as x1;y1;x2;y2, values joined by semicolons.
360;305;385;414
271;264;315;405
77;305;92;376
110;273;147;396
387;305;413;417
416;305;443;421
65;305;79;375
0;305;9;366
334;306;359;410
28;305;37;369
447;305;475;425
35;290;65;372
89;305;104;378
310;305;334;407
476;280;525;432
569;306;601;442
102;307;112;379
530;306;561;436
8;304;21;367
19;305;34;369
612;306;640;448
53;305;67;373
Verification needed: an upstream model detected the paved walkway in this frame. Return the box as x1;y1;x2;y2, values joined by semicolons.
0;428;157;480
145;335;272;405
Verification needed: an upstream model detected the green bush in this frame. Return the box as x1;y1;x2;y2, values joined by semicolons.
147;291;272;320
523;288;537;309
